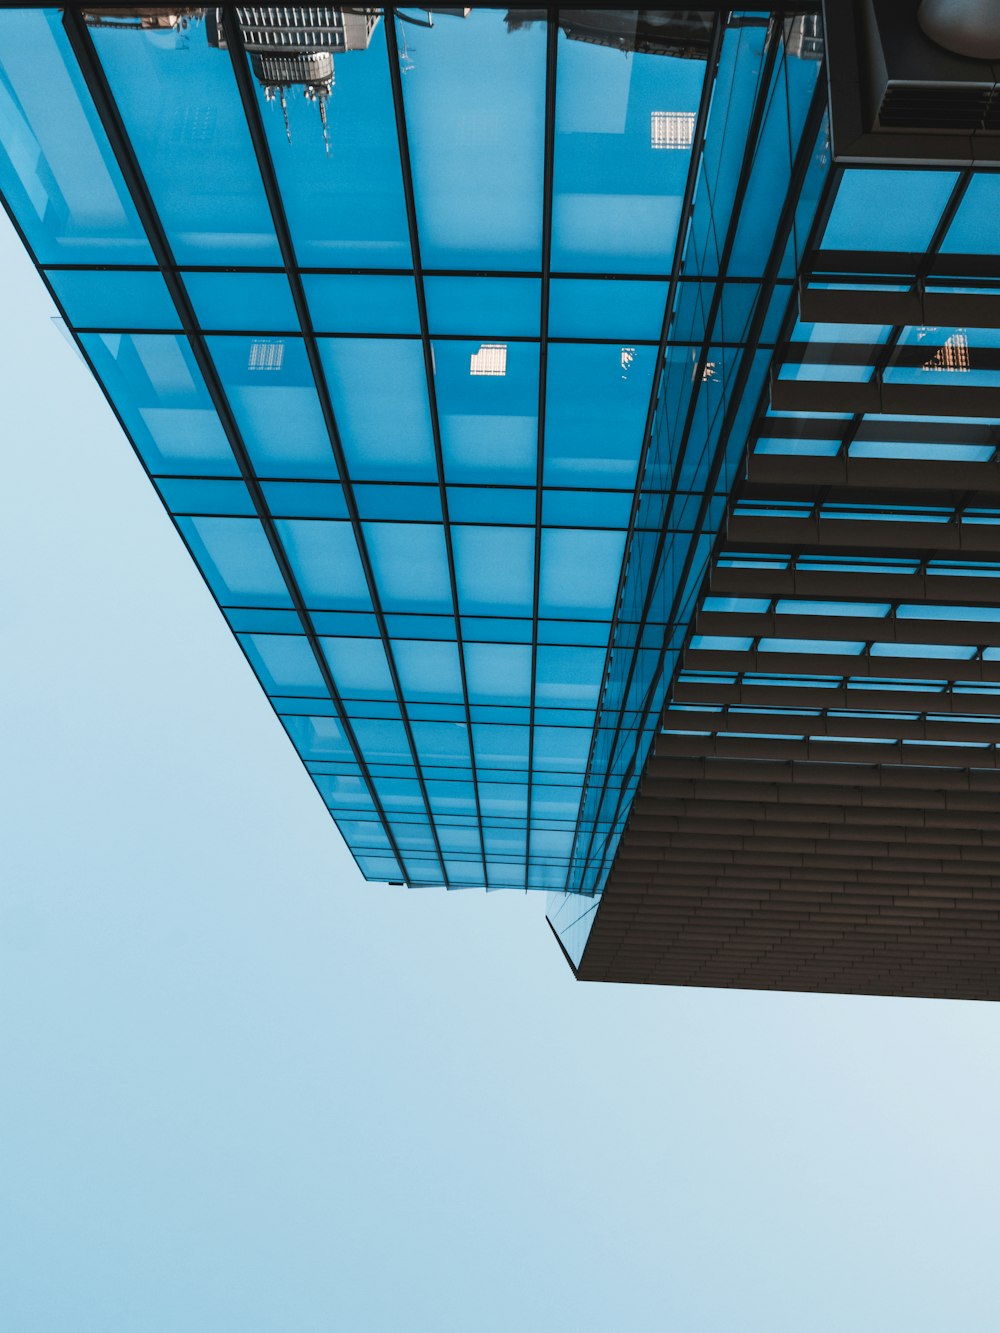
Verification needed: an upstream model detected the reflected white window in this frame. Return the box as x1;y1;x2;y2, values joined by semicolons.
469;342;507;376
650;110;695;149
248;338;285;371
920;328;970;373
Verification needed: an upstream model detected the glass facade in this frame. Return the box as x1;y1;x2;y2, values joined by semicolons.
0;7;884;964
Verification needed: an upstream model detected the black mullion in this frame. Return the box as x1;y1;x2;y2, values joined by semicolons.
60;9;413;884
382;9;490;887
560;13;723;894
221;9;451;888
522;11;559;890
583;80;834;893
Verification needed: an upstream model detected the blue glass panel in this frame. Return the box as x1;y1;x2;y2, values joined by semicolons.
940;174;1000;253
355;856;403;881
178;516;291;607
541;489;632;529
535;645;605;707
319;338;437;481
285;716;354;762
398;9;546;269
392;639;464;703
383;613;452;641
354;718;413;765
263;482;348;519
91;21;280;264
276;518;371;610
81;333;237;476
185;272;298;332
435;340;539;484
548;278;667;340
544;343;655;486
363;522;453;614
437;825;482;855
464;617;532;644
871;642;975;660
47;268;179;330
428;791;478;820
355;484;441;523
539;529;626;619
464;643;532;703
208;336;336;479
227;608;301;634
424;277;541;337
304;275;420;334
0;10;153;263
478;782;529;818
413;721;472;765
822;170;958;253
447;487;535;526
453;526;534;617
472;723;530;769
320;637;394;699
252;17;412;267
158;478;255;516
552;30;703;272
446;860;485;885
240;633;325;696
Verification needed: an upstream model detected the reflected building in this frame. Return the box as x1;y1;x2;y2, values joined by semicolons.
81;7;206;29
504;8;714;59
206;7;381;146
6;5;1000;1000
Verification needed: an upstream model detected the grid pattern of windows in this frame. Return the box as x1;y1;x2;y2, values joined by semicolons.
0;5;719;893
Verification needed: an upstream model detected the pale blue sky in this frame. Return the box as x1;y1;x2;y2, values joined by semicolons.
2;209;1000;1333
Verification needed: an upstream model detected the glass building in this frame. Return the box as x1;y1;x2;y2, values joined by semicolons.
3;3;1000;997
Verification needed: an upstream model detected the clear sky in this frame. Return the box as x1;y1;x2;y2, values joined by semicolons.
2;206;1000;1333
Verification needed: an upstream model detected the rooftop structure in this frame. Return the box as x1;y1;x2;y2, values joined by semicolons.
3;2;1000;998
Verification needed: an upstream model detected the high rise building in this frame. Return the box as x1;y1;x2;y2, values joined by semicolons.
2;3;1000;999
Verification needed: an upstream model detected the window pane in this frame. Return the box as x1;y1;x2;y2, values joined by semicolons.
249;14;412;266
363;522;453;614
241;633;326;696
319;338;437;481
179;516;291;607
209;336;337;479
544;343;655;486
277;518;371;609
91;20;280;263
185;272;298;332
0;10;153;263
548;277;667;340
822;169;958;253
81;332;237;476
47;268;179;330
453;526;534;617
399;9;546;269
425;277;541;337
552;22;704;273
304;275;420;335
539;528;626;618
436;339;539;484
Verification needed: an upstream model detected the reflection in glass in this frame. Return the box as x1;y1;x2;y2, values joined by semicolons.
551;11;707;272
0;9;153;263
399;8;546;269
